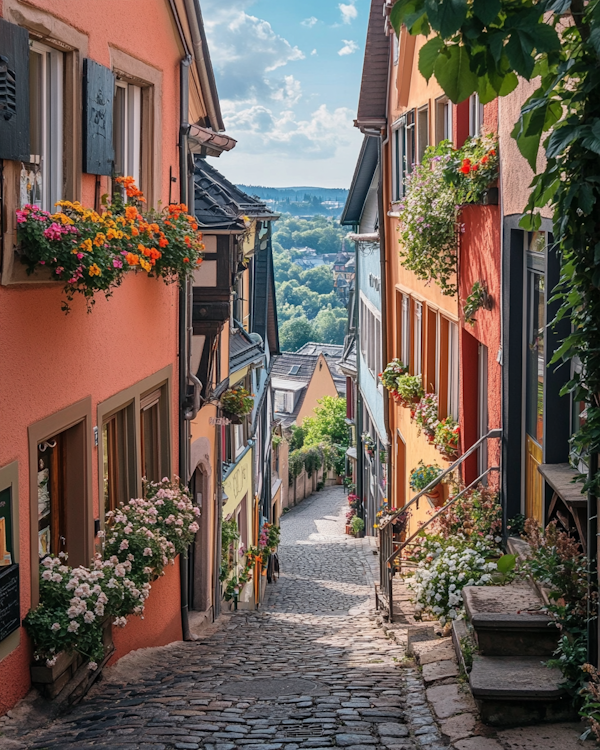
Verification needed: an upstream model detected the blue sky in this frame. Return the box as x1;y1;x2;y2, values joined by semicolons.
202;0;370;188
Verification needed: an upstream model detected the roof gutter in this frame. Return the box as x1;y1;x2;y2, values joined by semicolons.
182;0;223;132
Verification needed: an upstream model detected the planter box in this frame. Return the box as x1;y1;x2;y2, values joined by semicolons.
30;616;114;703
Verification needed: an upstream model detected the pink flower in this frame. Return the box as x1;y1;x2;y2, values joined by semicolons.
113;259;123;268
55;267;64;274
43;222;66;241
76;252;84;259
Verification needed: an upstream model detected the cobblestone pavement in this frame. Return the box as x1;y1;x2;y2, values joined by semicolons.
8;486;445;750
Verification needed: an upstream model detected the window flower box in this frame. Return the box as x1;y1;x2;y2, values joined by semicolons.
221;386;254;423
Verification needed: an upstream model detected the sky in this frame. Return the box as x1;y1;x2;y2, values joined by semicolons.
201;0;370;189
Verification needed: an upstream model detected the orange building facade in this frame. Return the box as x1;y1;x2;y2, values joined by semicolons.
0;0;224;712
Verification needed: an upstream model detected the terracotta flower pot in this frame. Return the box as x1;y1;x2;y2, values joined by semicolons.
426;487;444;507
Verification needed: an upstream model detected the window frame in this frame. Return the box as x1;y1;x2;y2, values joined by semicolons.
113;79;142;186
360;293;382;377
0;460;20;662
435;96;453;144
469;93;484;137
413;300;423;376
391;109;415;202
417;104;429;164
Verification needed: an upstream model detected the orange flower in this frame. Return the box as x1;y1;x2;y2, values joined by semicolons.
88;263;102;277
125;206;138;221
126;253;140;266
93;232;106;246
183;257;189;263
159;237;169;248
184;235;191;246
131;226;139;237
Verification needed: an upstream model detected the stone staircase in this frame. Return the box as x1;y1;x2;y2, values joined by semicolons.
456;582;577;726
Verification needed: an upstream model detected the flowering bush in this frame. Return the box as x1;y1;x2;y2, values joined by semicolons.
23;478;199;667
224;522;280;601
398;143;459;296
393;374;424;407
446;133;499;204
409;541;501;625
380;359;408;391
397;137;499;297
433;485;502;543
413;392;439;439
17;177;204;311
221;386;254;417
409;460;443;492
434;416;460;459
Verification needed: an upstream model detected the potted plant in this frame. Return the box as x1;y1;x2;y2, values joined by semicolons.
380;359;408;395
413;393;439;440
394;374;424;408
350;515;365;538
362;433;376;457
434;417;460;460
410;461;443;505
221;386;254;424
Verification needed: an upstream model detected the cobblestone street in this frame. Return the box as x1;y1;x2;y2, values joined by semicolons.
5;487;444;750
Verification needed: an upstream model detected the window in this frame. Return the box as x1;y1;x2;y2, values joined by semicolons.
360;294;382;376
140;387;167;482
27;41;63;211
391;110;415;201
526;267;545;446
413;301;423;376
435;96;453;144
274;390;294;413
113;80;141;184
37;435;65;559
102;405;135;513
401;293;411;367
417;105;429;163
234;423;245;458
469;93;484;137
447;321;459;420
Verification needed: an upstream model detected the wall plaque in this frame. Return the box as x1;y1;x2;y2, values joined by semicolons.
0;564;19;642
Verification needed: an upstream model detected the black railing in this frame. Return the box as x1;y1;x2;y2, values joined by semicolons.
376;429;502;622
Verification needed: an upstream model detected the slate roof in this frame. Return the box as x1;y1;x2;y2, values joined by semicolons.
355;0;389;131
193;158;276;231
285;344;347;398
229;324;264;373
340;136;379;226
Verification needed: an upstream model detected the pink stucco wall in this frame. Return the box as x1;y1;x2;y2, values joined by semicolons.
0;0;186;713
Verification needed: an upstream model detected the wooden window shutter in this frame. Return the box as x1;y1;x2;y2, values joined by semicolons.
82;58;115;175
0;19;29;161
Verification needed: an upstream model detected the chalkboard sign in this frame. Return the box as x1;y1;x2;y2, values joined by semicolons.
0;564;19;642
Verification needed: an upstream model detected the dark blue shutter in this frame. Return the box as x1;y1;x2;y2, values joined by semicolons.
0;19;30;161
82;59;114;175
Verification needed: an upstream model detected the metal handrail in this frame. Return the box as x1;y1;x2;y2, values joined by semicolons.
379;428;502;529
387;465;500;568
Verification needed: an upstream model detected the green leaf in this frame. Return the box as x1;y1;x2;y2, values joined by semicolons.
506;29;536;79
546;123;580;159
532;23;560;53
496;554;517;575
390;0;424;35
519;211;541;230
419;37;444;81
477;74;497;105
512;110;542;170
487;31;506;64
473;0;500;25
434;45;478;103
425;0;468;38
578;183;595;215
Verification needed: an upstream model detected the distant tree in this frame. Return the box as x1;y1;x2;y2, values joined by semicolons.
274;255;303;284
301;265;334;295
302;396;349;448
280;317;315;352
313;308;347;345
289;425;305;451
277;303;304;324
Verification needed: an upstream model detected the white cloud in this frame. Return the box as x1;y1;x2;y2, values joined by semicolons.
311;49;318;56
338;40;359;56
339;3;358;24
270;75;302;106
202;2;304;102
302;16;318;27
221;102;357;160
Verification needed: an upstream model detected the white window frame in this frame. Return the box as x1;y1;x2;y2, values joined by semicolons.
391;110;415;202
469;93;484;137
113;80;142;185
28;40;64;212
417;104;429;164
413;301;423;376
448;321;459;420
234;423;245;458
360;293;382;377
401;294;411;367
435;96;453;144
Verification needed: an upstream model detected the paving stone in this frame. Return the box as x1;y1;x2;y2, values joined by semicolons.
454;739;504;750
335;734;377;746
426;684;477;720
439;713;476;742
495;722;587;750
378;723;409;737
421;660;459;685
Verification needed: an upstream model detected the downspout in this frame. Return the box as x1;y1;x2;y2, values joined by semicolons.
179;55;193;641
183;0;221;131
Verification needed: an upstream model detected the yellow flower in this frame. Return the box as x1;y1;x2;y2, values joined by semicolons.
88;263;102;277
80;238;93;252
93;233;106;247
52;212;74;225
139;258;151;272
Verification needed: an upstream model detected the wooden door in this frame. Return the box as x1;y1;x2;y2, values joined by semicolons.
525;435;543;524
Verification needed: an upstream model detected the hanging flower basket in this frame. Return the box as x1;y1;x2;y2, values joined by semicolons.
220;387;254;422
434;417;460;460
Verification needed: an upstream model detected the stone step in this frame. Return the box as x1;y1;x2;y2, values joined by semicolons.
463;584;559;656
469;655;576;727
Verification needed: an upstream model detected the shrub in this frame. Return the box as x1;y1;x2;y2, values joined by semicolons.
350;516;365;536
393;374;424;407
409;461;443;492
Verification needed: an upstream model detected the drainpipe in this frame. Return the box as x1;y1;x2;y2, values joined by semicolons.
179;55;193;642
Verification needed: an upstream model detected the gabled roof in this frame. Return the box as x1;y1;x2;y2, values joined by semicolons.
340;136;379;226
281;344;347;397
193;158;277;231
355;0;389;132
271;352;319;383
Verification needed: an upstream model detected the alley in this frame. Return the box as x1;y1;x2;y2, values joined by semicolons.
11;487;440;750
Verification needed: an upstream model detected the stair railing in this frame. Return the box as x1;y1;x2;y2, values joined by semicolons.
376;428;502;623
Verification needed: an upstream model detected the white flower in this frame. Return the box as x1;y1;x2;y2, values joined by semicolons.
46;656;58;667
88;661;98;671
107;578;117;589
97;530;105;538
119;540;129;551
67;620;80;633
41;570;53;581
143;547;153;557
83;611;95;624
50;622;61;631
42;557;55;568
113;616;127;627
